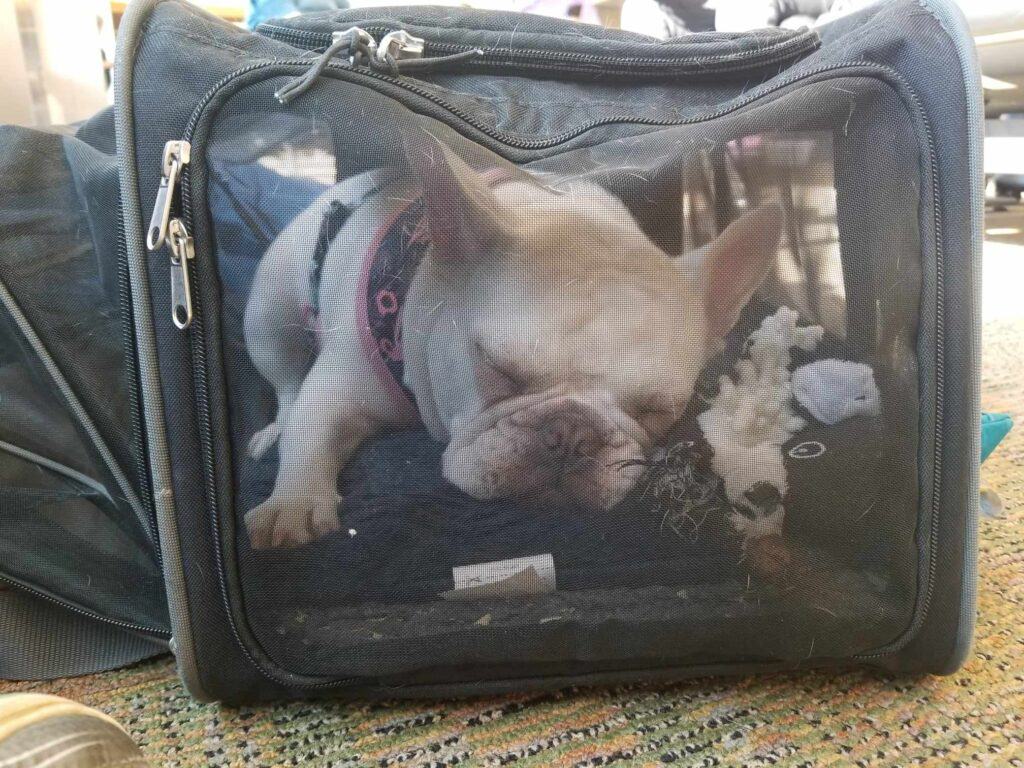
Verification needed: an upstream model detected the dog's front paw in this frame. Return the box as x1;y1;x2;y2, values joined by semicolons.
247;422;281;459
245;492;341;549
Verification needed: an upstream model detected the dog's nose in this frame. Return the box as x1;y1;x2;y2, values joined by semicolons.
540;415;600;459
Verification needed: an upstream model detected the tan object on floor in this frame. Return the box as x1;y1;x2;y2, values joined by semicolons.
0;694;148;768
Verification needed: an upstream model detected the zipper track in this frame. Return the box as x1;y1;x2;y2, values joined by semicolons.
117;202;160;563
174;59;945;687
257;22;819;78
0;574;171;640
179;65;363;688
178;54;818;152
855;76;945;661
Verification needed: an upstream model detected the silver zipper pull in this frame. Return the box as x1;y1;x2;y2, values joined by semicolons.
376;30;425;66
147;140;191;251
167;218;195;330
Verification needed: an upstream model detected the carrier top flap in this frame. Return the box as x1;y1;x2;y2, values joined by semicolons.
255;5;821;79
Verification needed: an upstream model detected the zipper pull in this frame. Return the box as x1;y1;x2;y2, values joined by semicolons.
374;32;481;77
275;27;377;105
147;140;191;251
376;30;425;67
167;218;195;330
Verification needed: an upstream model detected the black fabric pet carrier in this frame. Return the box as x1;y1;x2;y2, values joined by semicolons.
1;0;983;702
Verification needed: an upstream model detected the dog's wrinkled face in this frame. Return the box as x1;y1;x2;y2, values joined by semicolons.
405;133;782;511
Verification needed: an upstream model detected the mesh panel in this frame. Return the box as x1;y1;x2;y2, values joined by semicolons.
195;69;921;680
0;123;166;634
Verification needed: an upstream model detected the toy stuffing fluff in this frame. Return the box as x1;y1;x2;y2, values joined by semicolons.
698;307;824;573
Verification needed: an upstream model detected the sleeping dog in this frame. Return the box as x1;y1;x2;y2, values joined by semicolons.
243;130;782;548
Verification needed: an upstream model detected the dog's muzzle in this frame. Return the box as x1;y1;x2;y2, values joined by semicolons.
441;394;647;510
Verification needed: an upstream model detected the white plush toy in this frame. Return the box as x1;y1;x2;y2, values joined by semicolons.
698;307;823;549
698;307;823;509
696;306;882;569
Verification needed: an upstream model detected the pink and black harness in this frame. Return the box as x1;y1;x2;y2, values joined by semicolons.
304;194;430;418
303;170;511;416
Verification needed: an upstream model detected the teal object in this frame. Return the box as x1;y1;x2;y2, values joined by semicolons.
247;0;349;29
981;412;1013;463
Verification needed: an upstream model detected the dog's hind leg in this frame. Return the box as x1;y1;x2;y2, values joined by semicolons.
247;380;304;459
244;274;316;459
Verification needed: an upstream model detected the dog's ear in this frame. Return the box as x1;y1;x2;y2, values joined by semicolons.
402;128;507;259
697;201;783;339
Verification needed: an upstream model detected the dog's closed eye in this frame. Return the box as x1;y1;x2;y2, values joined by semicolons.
472;343;529;406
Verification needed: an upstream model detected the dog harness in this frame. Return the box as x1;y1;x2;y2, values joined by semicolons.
305;170;512;417
304;194;429;418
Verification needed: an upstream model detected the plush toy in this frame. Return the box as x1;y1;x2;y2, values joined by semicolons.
697;307;823;507
696;306;894;580
659;304;899;579
696;307;824;571
791;359;881;425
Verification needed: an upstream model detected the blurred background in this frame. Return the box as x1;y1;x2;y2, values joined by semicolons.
0;0;1021;313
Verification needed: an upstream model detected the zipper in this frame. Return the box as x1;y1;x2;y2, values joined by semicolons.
117;203;159;561
151;40;820;327
377;29;424;64
854;75;945;661
259;22;820;79
146;140;190;252
146;140;195;330
272;27;484;103
0;573;171;640
156;59;945;685
167;218;196;330
173;131;363;688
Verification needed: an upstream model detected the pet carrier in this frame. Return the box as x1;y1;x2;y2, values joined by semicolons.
1;0;982;701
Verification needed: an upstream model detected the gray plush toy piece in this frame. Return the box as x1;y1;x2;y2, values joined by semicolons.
791;359;881;426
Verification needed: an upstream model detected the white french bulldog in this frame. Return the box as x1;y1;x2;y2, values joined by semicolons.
243;130;782;549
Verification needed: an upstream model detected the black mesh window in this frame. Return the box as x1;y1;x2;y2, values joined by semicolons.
197;72;922;681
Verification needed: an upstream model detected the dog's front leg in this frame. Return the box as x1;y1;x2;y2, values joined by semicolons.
245;357;375;549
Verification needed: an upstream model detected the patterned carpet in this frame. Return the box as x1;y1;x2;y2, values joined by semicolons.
4;303;1024;766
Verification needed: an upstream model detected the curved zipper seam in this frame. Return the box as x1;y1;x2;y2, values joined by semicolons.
854;69;944;661
258;20;804;52
0;575;170;639
257;23;819;75
181;56;829;152
176;61;942;687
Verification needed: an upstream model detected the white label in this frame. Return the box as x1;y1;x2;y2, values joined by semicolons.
441;554;556;601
